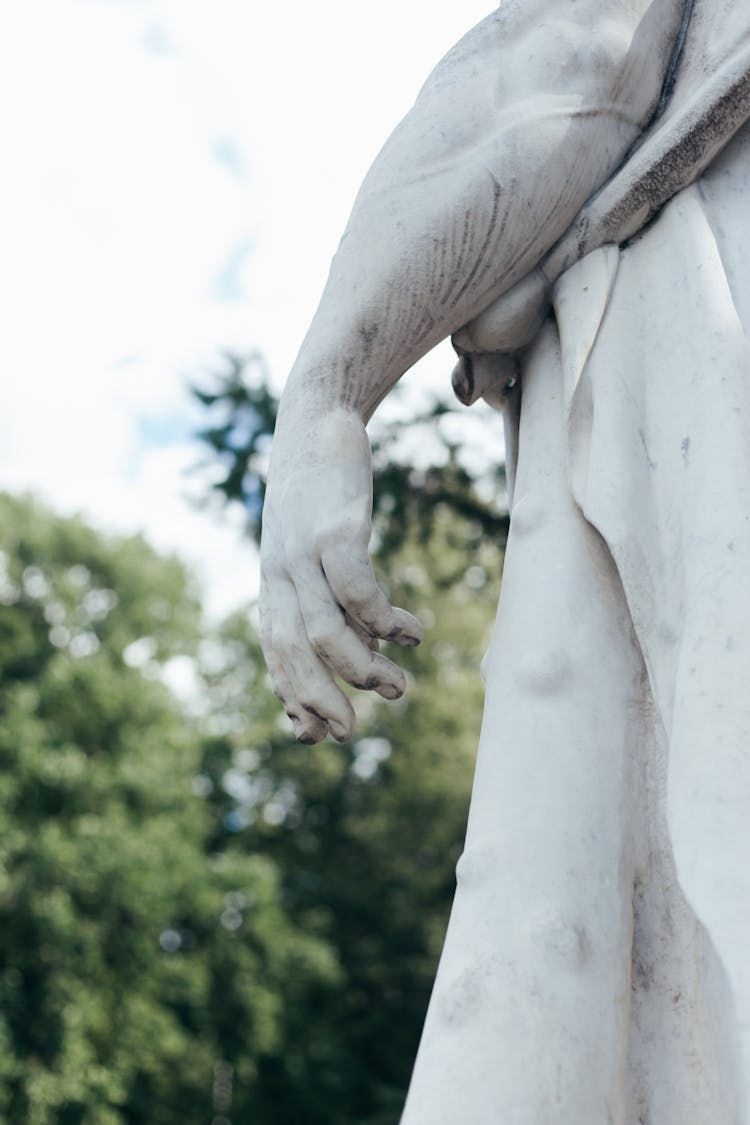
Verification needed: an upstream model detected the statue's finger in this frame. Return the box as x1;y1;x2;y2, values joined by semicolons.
321;544;423;647
345;612;380;653
267;651;328;745
266;573;356;742
291;561;406;700
260;577;329;743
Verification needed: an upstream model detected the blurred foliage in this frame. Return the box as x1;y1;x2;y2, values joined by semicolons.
190;351;510;559
0;349;509;1121
0;494;337;1124
191;352;277;533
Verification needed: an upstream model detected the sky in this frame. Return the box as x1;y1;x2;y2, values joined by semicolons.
1;0;496;619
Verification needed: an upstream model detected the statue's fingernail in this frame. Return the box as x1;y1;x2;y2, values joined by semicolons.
379;682;403;700
387;627;419;646
330;721;349;742
291;717;314;744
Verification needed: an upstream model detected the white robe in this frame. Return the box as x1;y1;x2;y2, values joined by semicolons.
558;126;750;1112
402;10;750;1122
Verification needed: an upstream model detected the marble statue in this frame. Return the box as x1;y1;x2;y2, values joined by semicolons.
259;0;750;1119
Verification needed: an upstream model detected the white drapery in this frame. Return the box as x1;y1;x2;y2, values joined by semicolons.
402;81;750;1125
401;6;750;1120
555;122;750;1113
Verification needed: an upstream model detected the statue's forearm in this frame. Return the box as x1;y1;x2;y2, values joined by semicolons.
260;0;686;745
278;0;684;429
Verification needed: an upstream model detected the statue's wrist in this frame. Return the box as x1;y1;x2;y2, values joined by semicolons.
278;365;371;430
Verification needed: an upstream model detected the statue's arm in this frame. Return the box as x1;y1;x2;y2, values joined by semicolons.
261;0;684;743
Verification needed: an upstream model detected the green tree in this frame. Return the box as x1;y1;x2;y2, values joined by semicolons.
0;493;338;1124
190;348;507;1121
0;342;508;1124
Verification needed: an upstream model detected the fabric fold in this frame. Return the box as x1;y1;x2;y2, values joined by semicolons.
554;178;750;1105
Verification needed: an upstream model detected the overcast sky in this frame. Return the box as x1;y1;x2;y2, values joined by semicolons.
1;0;496;618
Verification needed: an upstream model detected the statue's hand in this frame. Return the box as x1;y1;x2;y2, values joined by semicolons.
259;407;423;744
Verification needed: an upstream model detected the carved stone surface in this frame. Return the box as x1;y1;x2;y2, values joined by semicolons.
260;2;750;1119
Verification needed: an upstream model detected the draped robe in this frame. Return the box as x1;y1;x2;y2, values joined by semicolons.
402;2;750;1119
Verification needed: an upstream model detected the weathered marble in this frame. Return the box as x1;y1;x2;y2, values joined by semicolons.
260;1;750;1119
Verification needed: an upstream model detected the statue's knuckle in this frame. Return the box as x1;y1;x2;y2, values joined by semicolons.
339;579;372;613
297;692;326;721
308;623;339;659
296;687;315;709
348;657;379;691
